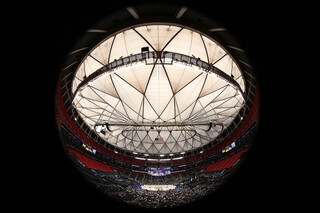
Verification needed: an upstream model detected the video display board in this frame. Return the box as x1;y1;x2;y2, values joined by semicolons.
222;142;236;153
82;143;97;154
147;167;171;176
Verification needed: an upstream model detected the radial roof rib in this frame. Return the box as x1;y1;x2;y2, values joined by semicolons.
71;24;246;155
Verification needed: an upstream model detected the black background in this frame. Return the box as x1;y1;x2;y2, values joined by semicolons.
17;0;303;211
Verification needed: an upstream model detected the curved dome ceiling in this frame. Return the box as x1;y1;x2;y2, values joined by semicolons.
71;24;246;155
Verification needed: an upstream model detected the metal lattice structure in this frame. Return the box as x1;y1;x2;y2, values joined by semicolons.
70;24;247;155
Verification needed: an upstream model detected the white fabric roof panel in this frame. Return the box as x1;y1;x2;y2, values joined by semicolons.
134;25;182;51
71;24;246;155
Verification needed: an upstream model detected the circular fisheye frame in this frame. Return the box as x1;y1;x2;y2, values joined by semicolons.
55;4;259;208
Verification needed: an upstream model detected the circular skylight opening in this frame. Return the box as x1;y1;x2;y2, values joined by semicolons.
71;24;246;155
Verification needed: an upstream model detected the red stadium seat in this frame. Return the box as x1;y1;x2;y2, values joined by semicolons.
205;147;249;172
67;146;114;172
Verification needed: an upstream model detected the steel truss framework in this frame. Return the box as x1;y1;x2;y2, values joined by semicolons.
72;51;245;103
69;24;248;155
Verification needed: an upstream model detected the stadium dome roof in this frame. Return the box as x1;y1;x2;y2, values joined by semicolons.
71;24;246;155
55;3;260;208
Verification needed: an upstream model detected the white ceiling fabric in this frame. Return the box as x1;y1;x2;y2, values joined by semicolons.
72;24;245;154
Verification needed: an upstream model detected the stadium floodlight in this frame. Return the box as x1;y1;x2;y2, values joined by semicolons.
172;156;184;160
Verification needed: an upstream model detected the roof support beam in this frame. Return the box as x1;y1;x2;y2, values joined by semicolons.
71;51;246;104
98;121;213;127
126;7;139;19
176;6;188;19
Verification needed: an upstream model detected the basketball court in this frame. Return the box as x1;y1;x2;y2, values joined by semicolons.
140;184;176;191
